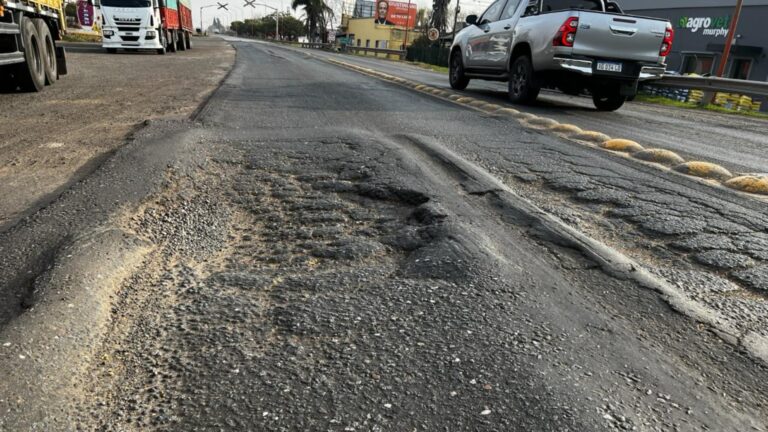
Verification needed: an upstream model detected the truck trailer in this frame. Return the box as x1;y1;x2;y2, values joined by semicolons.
0;0;68;92
101;0;193;54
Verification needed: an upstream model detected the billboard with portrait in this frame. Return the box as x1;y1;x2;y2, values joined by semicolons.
374;0;417;28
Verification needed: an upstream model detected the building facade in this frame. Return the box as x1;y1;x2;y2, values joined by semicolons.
620;0;768;82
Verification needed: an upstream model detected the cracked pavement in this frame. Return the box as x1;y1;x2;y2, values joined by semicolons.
1;39;768;431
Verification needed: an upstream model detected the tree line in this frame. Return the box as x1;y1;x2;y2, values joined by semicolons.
230;13;307;40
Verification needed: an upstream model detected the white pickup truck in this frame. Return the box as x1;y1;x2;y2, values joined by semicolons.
449;0;673;111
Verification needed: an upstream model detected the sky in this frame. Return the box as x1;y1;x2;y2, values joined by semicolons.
197;0;494;29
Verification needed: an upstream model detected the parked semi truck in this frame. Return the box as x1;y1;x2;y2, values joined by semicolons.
0;0;68;92
101;0;193;54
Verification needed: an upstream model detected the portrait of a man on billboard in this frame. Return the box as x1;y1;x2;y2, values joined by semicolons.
375;0;395;25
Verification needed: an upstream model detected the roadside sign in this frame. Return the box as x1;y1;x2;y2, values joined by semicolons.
328;32;336;42
428;28;439;41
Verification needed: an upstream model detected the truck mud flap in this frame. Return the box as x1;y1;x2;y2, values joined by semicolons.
55;45;67;76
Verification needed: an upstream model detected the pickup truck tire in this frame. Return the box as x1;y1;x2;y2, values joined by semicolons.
592;92;626;111
14;17;46;92
508;56;540;104
34;19;57;84
449;51;469;90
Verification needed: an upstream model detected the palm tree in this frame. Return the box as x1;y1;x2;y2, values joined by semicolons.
291;0;334;43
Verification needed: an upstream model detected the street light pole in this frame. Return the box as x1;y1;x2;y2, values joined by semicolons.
200;4;218;34
403;0;411;50
715;0;744;78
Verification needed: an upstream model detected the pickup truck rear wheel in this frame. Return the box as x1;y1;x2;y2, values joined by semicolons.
508;55;540;104
449;51;469;90
592;92;626;111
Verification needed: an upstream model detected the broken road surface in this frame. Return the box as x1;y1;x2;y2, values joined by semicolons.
1;40;767;431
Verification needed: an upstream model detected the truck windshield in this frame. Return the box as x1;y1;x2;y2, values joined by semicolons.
541;0;603;12
101;0;151;7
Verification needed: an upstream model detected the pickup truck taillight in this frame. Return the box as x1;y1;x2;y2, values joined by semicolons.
660;23;674;57
553;17;579;47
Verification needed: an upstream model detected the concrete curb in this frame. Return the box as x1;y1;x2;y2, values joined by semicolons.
573;131;611;144
320;56;767;198
600;139;644;153
633;149;686;166
549;123;583;135
524;116;559;129
725;175;768;195
674;162;734;181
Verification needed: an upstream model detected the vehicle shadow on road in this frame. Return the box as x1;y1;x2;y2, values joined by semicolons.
463;88;600;113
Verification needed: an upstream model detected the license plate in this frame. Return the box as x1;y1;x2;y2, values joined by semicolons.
597;61;623;73
125;32;134;36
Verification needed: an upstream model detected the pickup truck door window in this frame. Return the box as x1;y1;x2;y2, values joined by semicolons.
522;0;540;17
467;0;506;67
482;0;523;68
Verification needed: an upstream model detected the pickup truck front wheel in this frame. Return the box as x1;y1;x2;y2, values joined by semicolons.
508;56;540;104
592;91;626;111
449;51;469;90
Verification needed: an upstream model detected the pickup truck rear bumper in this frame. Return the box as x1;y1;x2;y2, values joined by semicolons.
553;57;666;81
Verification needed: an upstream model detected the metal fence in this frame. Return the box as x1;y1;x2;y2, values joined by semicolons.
654;75;768;98
342;46;406;60
406;45;450;67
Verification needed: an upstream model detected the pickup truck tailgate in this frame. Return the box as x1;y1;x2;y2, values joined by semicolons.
572;12;667;63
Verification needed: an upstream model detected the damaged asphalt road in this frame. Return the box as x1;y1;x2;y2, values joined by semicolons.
1;40;768;431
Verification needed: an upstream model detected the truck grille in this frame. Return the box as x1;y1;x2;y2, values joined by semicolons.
118;26;140;32
121;36;140;42
114;18;142;26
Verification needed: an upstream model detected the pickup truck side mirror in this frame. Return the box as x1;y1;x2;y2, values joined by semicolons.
466;14;478;25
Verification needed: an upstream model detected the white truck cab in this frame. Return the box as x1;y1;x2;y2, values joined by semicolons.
101;0;165;54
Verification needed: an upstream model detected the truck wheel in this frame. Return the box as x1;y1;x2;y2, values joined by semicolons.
449;50;469;90
33;19;58;84
508;55;540;104
185;32;192;50
169;31;178;53
592;91;626;111
177;31;187;51
14;16;46;92
157;32;167;55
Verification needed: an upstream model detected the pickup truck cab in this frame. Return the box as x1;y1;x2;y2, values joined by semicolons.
449;0;673;111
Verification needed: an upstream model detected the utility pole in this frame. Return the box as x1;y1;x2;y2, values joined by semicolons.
403;0;411;50
715;0;744;78
452;0;460;40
